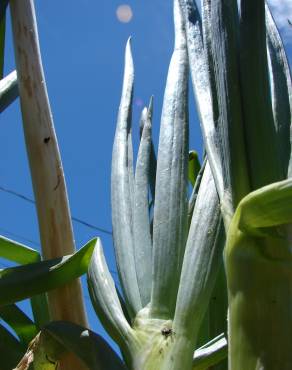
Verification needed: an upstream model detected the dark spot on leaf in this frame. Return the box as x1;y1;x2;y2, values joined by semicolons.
44;137;51;144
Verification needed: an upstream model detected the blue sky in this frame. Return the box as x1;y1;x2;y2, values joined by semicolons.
1;0;292;355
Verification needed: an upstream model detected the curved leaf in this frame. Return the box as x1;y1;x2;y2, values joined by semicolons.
0;303;38;345
87;239;133;350
0;323;24;369
0;238;96;306
236;178;292;236
192;333;227;370
0;70;18;112
0;234;40;264
44;321;127;370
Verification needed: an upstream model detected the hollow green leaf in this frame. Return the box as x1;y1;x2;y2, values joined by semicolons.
134;103;153;307
188;151;201;187
44;321;127;370
111;38;142;316
0;323;24;369
150;0;189;319
202;0;250;211
192;333;228;370
266;3;292;179
0;0;9;79
139;96;156;204
174;163;225;340
0;303;38;345
0;70;18;112
239;0;282;189
0;235;50;328
236;178;292;236
0;238;96;306
178;0;224;202
0;234;40;264
87;239;133;351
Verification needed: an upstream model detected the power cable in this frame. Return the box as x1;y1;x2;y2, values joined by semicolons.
0;185;112;235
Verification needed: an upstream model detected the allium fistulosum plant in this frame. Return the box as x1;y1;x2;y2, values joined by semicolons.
3;0;292;369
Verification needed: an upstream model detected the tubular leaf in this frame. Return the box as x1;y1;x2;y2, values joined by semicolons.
111;38;142;315
134;105;153;307
0;70;19;112
0;238;96;306
87;239;134;350
150;0;189;319
202;0;250;212
139;96;156;203
265;3;292;178
239;0;282;188
236;178;292;236
0;0;9;79
174;163;225;340
192;333;228;370
178;0;224;202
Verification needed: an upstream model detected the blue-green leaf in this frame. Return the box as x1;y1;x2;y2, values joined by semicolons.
88;239;133;354
134;104;153;307
111;38;142;316
150;0;189;319
174;163;225;340
239;0;282;188
0;0;9;79
0;70;18;112
266;3;292;179
203;0;250;211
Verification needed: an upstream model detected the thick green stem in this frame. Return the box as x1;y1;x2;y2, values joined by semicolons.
226;234;292;370
225;181;292;369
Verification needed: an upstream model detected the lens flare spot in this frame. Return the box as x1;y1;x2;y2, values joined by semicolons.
135;98;143;107
116;5;133;23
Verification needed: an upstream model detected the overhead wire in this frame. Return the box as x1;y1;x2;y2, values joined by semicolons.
0;185;113;235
